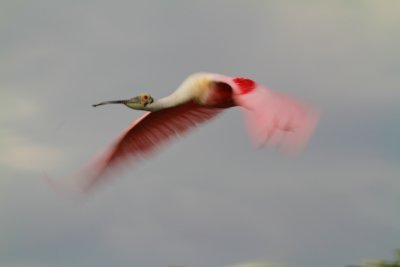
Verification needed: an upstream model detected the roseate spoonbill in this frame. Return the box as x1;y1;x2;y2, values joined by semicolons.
56;73;318;192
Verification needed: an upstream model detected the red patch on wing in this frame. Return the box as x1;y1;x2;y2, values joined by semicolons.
233;77;256;94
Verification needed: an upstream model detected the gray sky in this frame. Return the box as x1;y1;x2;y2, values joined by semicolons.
1;1;400;267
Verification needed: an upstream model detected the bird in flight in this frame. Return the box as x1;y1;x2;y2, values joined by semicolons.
53;73;318;192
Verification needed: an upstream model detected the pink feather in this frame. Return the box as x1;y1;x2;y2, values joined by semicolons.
237;86;318;153
213;74;319;153
79;102;222;191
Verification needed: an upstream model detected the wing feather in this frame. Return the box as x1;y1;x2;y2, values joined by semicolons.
80;102;222;190
210;73;319;153
235;86;319;153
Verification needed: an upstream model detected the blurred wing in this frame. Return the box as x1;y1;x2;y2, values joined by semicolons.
239;86;318;153
80;102;222;191
211;74;319;153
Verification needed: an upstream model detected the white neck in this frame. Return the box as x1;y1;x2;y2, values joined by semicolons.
141;76;203;112
144;93;188;112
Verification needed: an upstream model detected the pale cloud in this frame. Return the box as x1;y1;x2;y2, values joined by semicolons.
0;90;41;123
0;131;65;172
0;142;62;172
0;90;67;172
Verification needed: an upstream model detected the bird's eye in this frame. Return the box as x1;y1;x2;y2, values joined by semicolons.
143;95;148;100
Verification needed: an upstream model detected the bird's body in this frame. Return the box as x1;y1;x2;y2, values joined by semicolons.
58;73;318;192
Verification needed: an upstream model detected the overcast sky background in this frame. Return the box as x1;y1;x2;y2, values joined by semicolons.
1;1;400;267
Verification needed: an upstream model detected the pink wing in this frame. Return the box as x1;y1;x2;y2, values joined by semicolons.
212;74;319;153
78;102;222;191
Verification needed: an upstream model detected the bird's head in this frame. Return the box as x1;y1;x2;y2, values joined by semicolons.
125;93;154;109
92;93;154;110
